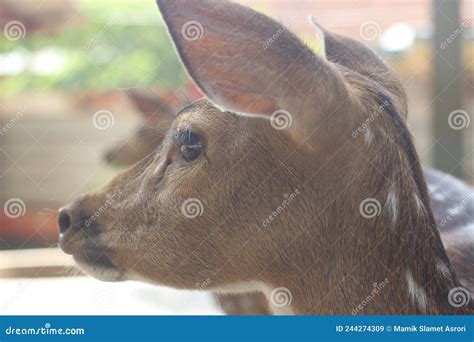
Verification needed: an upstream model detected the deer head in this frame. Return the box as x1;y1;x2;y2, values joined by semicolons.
58;0;472;314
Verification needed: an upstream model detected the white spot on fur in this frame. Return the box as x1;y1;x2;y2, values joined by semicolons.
385;186;398;226
436;260;452;279
413;193;424;213
363;128;374;145
405;269;428;311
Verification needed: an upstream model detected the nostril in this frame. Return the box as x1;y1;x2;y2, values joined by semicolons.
58;208;71;234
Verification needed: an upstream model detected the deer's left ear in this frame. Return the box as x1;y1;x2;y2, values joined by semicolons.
156;0;348;140
127;89;176;119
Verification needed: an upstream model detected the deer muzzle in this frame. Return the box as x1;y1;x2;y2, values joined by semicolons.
57;194;125;282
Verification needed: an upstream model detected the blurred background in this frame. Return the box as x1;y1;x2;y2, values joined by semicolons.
0;0;473;314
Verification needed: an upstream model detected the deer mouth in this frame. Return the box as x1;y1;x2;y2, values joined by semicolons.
74;255;124;282
57;206;125;282
62;234;125;282
73;245;125;282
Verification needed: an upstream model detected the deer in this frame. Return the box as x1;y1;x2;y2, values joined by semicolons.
103;84;201;167
103;84;474;315
58;0;473;315
104;85;272;315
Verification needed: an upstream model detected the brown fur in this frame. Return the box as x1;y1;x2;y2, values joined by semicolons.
58;0;473;315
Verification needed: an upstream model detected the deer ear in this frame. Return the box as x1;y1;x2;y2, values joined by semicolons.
309;17;390;78
127;89;176;120
308;16;327;60
156;0;348;138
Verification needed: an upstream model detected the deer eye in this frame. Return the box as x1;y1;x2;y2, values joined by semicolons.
177;131;202;162
180;144;201;162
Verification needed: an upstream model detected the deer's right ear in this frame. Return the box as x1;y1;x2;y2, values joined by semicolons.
156;0;349;142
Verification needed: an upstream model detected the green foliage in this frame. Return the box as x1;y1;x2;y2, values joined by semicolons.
1;0;187;96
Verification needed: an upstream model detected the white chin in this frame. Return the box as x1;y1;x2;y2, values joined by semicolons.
74;257;125;282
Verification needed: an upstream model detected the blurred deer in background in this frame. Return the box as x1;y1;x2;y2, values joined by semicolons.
103;84;200;167
58;0;473;314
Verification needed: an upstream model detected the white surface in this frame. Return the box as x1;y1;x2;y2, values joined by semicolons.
0;277;222;315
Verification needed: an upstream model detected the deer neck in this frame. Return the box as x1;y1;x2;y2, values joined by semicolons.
261;91;472;315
